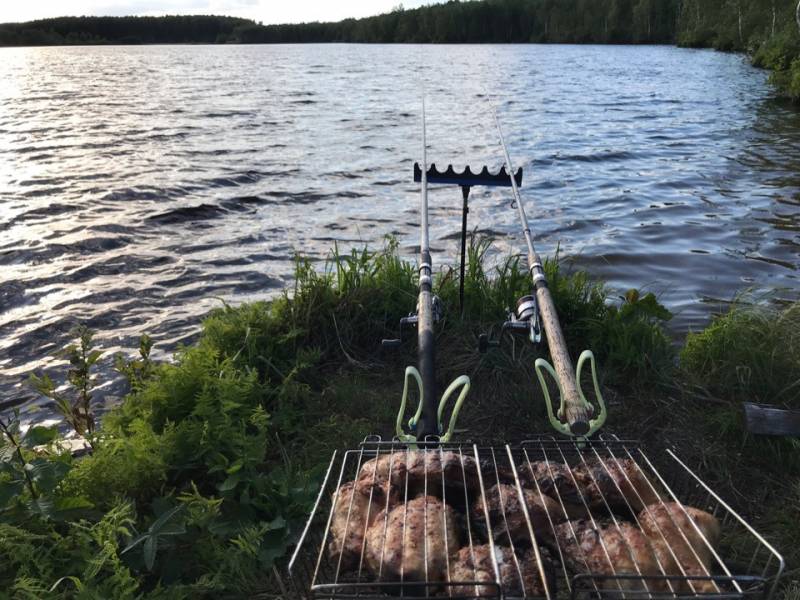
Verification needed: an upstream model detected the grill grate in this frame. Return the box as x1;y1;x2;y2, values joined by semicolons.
287;435;784;600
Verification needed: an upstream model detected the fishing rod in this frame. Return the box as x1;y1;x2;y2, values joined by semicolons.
487;108;607;438
415;95;439;440
381;98;471;444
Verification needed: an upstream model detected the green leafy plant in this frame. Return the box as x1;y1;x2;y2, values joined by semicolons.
0;410;84;521
588;289;674;385
0;411;47;504
114;334;155;393
122;505;186;571
30;325;101;441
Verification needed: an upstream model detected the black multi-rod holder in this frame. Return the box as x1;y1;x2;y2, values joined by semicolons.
413;163;523;312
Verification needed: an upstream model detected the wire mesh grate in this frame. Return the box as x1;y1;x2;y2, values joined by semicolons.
287;435;784;600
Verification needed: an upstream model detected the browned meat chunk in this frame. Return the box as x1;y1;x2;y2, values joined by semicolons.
555;519;671;594
638;502;721;594
472;482;563;545
520;547;555;598
358;451;408;487
450;544;552;597
358;450;479;496
364;495;460;584
328;480;396;571
523;460;591;519
573;457;662;513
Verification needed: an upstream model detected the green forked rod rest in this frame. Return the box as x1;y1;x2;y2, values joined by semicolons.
535;349;607;438
395;366;471;444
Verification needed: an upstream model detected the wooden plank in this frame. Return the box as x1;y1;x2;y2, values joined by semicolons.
743;402;800;436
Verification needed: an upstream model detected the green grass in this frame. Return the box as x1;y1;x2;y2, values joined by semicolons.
681;298;800;408
680;295;800;482
677;298;800;585
2;239;798;596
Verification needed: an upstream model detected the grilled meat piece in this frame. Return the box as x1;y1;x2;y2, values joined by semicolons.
573;457;662;513
520;547;555;598
358;450;479;496
450;544;552;598
364;495;460;583
358;452;406;489
638;502;721;594
328;479;397;571
523;460;591;519
472;483;563;545
555;519;670;593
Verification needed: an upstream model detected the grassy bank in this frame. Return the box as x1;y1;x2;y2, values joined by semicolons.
1;240;798;597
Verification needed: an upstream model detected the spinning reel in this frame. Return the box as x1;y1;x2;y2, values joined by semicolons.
479;290;606;439
478;293;542;353
380;296;443;350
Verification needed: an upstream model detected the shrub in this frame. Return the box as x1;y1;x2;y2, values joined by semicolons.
61;419;168;508
589;289;675;386
753;29;800;71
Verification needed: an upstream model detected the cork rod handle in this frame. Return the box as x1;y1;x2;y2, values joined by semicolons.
534;279;592;435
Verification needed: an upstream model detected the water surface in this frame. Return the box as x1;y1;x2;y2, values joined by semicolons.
1;44;799;418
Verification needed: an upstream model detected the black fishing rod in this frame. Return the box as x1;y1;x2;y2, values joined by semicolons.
382;98;471;444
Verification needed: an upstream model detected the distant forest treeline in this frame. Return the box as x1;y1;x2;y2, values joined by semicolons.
0;1;796;47
0;15;251;46
0;1;798;97
244;0;679;44
0;2;678;46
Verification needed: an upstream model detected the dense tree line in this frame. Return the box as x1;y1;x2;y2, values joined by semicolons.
1;2;797;48
0;2;680;46
0;15;251;46
237;0;679;44
676;0;798;51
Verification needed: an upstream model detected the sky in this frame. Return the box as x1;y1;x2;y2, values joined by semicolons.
0;1;435;25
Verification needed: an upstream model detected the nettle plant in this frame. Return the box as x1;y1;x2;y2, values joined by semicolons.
1;327;155;523
1;325;122;521
114;333;155;394
29;325;101;442
0;409;81;520
29;327;155;443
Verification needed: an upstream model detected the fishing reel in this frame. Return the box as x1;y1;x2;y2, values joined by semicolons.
478;294;542;353
381;296;443;350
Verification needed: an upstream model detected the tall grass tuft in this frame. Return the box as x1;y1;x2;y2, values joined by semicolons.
681;299;800;408
680;298;800;500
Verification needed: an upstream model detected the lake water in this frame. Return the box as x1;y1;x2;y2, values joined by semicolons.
1;44;799;419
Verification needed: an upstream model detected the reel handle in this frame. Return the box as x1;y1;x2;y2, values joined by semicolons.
478;333;498;353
